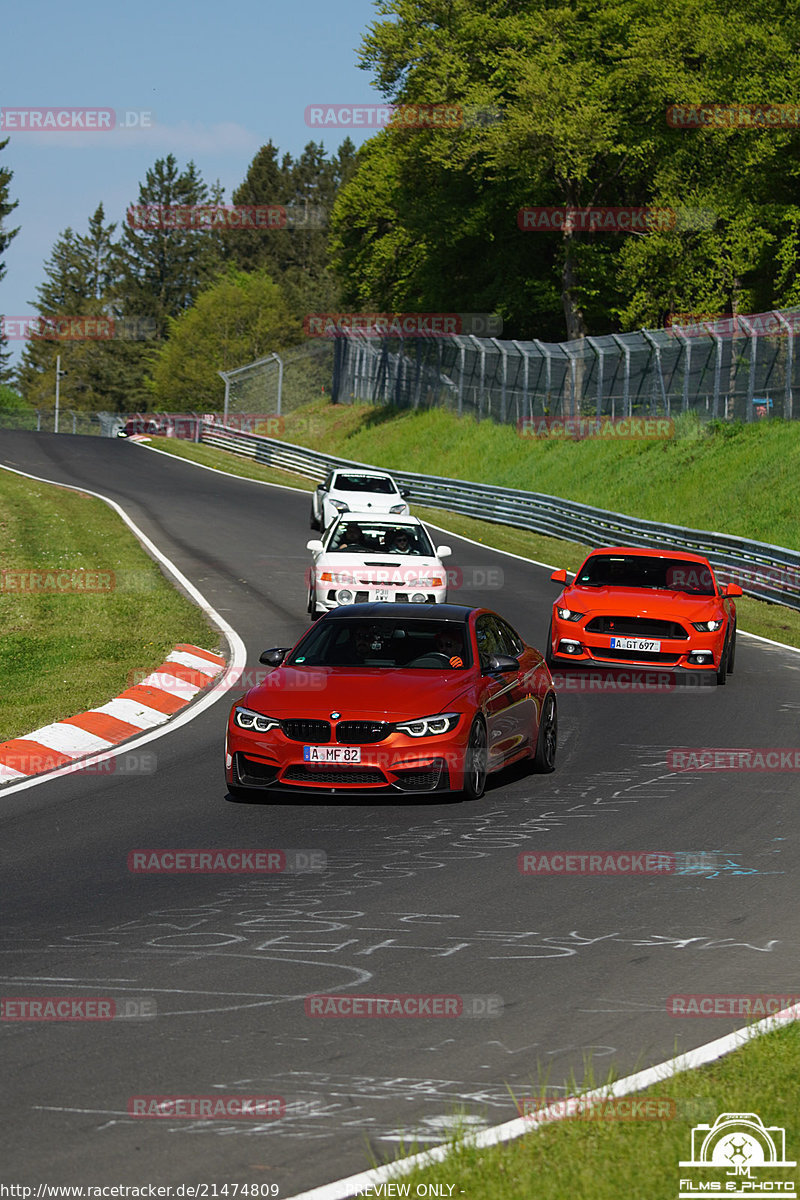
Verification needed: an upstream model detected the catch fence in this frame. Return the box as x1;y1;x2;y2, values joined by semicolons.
329;308;800;424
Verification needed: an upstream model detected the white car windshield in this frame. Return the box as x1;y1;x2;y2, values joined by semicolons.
327;521;434;556
333;474;397;494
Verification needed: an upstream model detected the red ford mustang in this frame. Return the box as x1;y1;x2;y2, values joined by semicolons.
225;603;557;800
547;546;742;684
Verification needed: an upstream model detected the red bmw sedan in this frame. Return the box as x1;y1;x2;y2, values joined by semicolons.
225;604;557;800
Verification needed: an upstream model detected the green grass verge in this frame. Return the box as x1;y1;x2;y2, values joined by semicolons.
141;437;316;492
0;468;219;744
276;400;800;550
138;435;800;651
377;1023;800;1200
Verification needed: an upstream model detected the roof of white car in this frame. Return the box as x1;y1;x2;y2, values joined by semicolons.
331;469;398;479
332;511;420;525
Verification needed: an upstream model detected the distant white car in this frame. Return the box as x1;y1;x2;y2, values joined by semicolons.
310;468;410;531
306;514;452;619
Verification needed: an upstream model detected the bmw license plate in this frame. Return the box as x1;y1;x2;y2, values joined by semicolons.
303;746;362;763
372;588;391;602
610;636;661;653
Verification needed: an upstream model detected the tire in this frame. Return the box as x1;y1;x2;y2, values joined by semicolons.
460;718;488;801
307;587;322;621
309;501;320;531
531;691;557;773
716;636;728;685
727;624;736;675
544;619;555;668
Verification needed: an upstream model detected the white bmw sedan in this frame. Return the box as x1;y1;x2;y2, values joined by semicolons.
306;514;452;618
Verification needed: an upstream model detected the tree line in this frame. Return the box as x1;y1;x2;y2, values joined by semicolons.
3;0;800;411
0;142;355;411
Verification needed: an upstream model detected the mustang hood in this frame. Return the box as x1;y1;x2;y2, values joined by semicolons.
562;585;721;621
244;668;472;719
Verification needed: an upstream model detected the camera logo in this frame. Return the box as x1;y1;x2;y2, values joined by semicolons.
679;1112;796;1197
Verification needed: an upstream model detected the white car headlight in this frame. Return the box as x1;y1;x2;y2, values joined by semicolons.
395;713;461;737
234;706;280;733
329;499;349;513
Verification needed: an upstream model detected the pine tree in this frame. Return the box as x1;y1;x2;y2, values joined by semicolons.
15;205;139;411
0;137;20;383
116;155;223;339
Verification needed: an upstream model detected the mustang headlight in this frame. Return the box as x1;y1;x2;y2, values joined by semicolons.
234;706;280;733
692;619;724;632
395;713;461;737
557;607;585;621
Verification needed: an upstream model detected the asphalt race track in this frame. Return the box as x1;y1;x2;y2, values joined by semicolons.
2;430;799;1193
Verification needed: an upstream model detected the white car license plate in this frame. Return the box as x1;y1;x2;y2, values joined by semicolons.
610;636;661;652
303;745;362;763
372;588;391;602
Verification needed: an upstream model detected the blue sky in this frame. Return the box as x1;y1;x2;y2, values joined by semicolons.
2;0;383;368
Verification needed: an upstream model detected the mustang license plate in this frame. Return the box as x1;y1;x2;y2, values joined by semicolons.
303;746;362;763
609;637;661;652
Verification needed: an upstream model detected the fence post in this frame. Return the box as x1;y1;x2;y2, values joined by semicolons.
737;315;757;420
533;340;552;411
611;335;631;417
586;337;604;418
776;311;794;419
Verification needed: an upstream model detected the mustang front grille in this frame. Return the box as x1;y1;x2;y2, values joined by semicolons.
585;616;689;639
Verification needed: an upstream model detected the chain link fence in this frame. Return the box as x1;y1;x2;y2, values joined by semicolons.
330;308;800;423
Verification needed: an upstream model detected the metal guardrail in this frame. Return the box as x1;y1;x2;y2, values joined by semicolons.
200;422;800;611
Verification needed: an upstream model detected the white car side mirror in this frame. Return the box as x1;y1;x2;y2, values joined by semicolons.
306;540;324;552
436;546;452;558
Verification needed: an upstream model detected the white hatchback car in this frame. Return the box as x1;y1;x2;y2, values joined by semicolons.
309;468;410;531
306;514;452;618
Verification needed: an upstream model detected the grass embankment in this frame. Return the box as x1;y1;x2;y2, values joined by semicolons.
0;468;218;744
148;406;800;649
380;1023;800;1200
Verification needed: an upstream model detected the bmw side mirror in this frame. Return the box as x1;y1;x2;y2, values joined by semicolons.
307;540;324;552
436;546;452;558
486;653;518;674
259;647;290;666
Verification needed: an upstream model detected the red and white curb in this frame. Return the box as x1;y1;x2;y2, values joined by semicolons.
0;644;226;784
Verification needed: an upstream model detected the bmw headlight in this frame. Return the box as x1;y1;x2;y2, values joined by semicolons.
234;706;280;733
389;504;407;513
395;713;461;737
692;619;724;632
330;499;349;513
